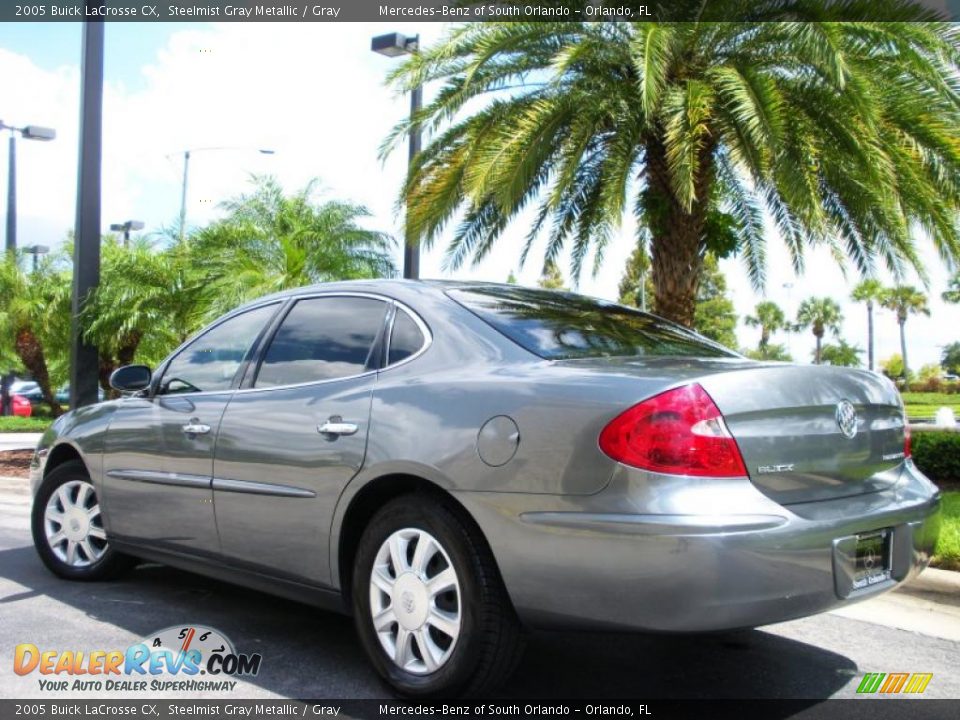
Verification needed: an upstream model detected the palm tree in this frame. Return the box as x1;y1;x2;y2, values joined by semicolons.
191;176;396;317
382;9;960;327
85;236;212;393
0;256;70;415
820;339;864;368
796;298;843;365
943;275;960;304
851;279;884;371
880;286;930;380
744;301;787;351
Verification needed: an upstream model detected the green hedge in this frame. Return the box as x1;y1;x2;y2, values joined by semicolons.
912;431;960;487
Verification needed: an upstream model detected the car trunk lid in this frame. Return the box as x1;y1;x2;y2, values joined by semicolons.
559;357;907;504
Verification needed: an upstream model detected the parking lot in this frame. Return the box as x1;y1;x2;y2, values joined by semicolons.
1;474;958;700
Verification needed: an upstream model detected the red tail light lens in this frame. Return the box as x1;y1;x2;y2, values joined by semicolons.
904;423;912;459
599;383;747;477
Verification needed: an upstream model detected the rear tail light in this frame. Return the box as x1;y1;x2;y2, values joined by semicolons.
904;423;912;459
599;383;748;477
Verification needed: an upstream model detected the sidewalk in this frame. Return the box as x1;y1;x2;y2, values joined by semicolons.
0;433;41;452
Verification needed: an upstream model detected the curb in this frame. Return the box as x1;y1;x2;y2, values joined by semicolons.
896;567;960;597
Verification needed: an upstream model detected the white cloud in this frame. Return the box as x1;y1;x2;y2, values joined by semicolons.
1;22;958;369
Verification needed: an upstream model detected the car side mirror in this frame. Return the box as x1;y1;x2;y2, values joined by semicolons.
109;365;152;392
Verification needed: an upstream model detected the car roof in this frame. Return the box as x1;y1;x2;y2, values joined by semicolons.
231;278;521;310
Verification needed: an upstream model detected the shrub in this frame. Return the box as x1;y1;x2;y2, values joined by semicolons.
911;431;960;487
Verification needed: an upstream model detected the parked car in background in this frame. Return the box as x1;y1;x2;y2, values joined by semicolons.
29;280;941;696
1;394;33;417
10;380;43;406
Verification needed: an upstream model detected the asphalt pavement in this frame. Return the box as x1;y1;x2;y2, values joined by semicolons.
1;474;958;701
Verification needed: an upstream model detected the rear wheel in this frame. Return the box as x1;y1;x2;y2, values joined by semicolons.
31;460;135;581
352;494;524;697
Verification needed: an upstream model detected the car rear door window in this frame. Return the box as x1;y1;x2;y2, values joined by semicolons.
447;286;736;360
387;308;426;365
255;296;387;387
159;303;279;394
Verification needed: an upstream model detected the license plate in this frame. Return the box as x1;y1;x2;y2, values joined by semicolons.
851;530;892;590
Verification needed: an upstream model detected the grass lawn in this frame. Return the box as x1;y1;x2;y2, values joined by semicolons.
0;416;52;433
933;491;960;571
901;392;960;422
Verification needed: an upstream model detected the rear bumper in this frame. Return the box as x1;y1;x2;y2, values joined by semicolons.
455;460;941;632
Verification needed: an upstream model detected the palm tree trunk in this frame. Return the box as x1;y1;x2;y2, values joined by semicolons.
644;135;712;328
815;333;823;364
760;328;770;349
866;301;874;371
899;318;909;381
14;328;63;416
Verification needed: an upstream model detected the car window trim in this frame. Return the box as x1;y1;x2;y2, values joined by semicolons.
244;291;394;393
149;300;284;399
383;303;432;370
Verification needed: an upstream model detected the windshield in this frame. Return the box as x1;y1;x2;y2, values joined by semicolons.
447;286;737;361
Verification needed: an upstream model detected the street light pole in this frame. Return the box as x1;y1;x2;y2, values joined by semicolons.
71;11;105;410
372;31;422;280
174;146;273;243
178;149;190;243
6;133;14;255
0;121;56;414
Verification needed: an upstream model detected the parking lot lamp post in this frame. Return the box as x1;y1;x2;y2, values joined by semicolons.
372;32;422;280
24;244;49;272
176;147;275;243
0;120;55;415
110;220;144;247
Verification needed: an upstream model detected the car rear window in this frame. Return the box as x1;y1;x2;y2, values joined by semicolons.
447;286;736;360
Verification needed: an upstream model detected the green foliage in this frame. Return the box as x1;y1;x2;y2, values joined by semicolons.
881;354;908;381
918;363;943;381
942;342;960;375
819;339;864;367
912;432;960;487
744;300;787;350
190;176;396;318
880;285;930;322
0;255;71;413
0;415;51;432
744;343;793;362
505;270;518;284
617;245;654;311
382;12;960;325
692;254;738;349
795;297;843;364
902;391;960;421
942;275;960;304
536;259;567;290
932;491;960;570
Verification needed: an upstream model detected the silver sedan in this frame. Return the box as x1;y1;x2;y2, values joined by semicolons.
29;280;941;696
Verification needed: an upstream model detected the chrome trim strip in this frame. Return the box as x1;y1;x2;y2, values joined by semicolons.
212;477;316;498
106;469;211;489
519;512;789;535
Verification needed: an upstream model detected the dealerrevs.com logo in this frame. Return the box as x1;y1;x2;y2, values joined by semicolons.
14;625;262;693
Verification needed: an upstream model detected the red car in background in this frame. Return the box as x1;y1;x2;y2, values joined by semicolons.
0;394;32;417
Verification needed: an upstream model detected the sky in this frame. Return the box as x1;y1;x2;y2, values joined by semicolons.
0;21;958;370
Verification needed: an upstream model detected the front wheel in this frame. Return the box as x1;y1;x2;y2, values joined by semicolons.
352;494;524;697
31;460;135;581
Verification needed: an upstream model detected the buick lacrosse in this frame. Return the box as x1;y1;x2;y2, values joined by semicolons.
30;280;940;696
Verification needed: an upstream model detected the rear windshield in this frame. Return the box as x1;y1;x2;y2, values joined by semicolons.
447;286;736;361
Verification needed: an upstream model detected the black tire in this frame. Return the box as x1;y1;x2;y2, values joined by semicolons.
31;459;136;581
352;493;524;697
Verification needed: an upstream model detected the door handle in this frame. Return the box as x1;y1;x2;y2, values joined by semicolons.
317;418;358;437
181;421;211;435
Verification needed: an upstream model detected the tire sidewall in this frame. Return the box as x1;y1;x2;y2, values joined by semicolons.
352;496;486;697
31;461;118;580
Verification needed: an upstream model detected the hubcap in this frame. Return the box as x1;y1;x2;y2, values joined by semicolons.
369;528;461;675
44;480;108;568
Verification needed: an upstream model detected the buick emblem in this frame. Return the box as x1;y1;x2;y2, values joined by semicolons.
836;400;859;439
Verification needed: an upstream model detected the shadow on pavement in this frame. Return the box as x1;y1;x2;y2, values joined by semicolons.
0;544;856;701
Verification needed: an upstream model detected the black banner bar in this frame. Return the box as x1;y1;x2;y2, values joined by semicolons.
3;700;960;720
2;0;958;23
